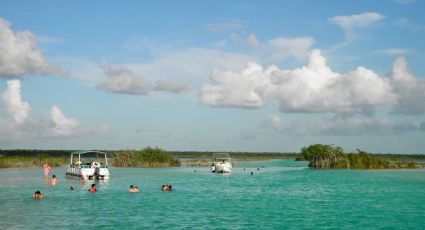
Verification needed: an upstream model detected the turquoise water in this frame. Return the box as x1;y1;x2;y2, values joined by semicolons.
1;160;424;229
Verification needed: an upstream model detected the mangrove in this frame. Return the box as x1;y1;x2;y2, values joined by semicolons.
298;144;418;169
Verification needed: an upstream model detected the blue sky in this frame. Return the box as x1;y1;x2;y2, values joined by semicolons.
0;0;425;153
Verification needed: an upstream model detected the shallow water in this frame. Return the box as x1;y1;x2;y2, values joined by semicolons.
0;160;424;229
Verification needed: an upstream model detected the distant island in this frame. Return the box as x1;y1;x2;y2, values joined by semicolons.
296;144;419;169
0;146;423;168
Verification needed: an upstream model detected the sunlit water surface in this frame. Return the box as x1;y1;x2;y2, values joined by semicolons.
1;160;424;229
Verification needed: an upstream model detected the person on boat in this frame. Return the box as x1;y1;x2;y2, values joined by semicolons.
42;163;51;179
32;191;43;200
50;175;57;186
88;184;97;193
128;185;139;193
161;184;172;191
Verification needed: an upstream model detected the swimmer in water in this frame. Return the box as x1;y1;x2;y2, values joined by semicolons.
88;184;97;193
32;191;43;200
50;175;57;186
128;185;139;193
161;184;172;191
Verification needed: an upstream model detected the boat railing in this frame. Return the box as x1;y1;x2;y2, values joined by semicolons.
78;164;108;169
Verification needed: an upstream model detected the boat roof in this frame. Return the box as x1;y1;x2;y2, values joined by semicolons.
71;150;107;156
213;153;231;160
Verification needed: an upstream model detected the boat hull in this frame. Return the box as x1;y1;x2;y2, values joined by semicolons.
214;162;232;173
66;166;110;180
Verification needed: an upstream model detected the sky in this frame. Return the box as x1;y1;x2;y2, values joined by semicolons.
0;0;425;153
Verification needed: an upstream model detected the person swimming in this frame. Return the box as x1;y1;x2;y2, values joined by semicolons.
88;184;97;193
50;175;57;186
32;191;43;200
128;185;139;193
161;184;172;191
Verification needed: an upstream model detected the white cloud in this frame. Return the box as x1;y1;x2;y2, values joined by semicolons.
329;12;385;41
374;48;411;56
0;80;82;139
200;49;396;113
96;65;152;95
154;80;190;93
97;65;193;95
0;18;65;78
48;105;79;137
268;37;315;61
2;79;30;124
389;57;425;115
200;62;273;108
274;50;396;113
204;19;243;33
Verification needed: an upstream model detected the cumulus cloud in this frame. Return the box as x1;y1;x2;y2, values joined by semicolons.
389;57;425;115
275;50;396;113
48;105;79;137
200;49;396;113
2;79;30;124
0;18;65;78
329;12;385;41
204;19;243;33
200;62;273;108
0;79;81;139
96;65;152;95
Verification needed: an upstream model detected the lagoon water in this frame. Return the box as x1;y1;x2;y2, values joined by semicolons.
1;160;424;229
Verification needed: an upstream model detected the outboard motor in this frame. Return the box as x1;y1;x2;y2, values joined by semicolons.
94;167;100;179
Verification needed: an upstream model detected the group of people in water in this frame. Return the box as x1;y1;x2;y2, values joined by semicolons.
33;163;173;199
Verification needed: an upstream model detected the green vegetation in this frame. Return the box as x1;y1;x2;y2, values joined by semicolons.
0;154;69;168
299;144;418;169
113;147;180;167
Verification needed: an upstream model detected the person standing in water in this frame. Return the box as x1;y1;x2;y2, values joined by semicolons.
50;175;57;186
42;163;51;179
